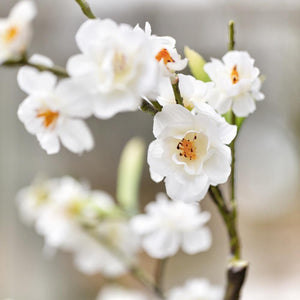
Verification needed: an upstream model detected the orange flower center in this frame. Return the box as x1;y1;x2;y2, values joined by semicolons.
37;110;59;128
230;65;239;84
177;136;197;161
155;48;174;65
4;26;19;43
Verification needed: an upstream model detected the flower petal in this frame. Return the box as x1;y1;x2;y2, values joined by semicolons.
182;227;212;254
153;104;194;138
59;119;94;154
232;93;256;117
18;67;57;95
55;79;93;118
142;228;180;258
10;0;37;23
37;132;60;154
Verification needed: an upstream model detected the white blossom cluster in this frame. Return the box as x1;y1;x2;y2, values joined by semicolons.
17;176;139;277
2;2;262;202
5;1;265;299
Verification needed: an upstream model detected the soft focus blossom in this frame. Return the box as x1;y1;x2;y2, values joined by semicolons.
157;74;213;109
204;51;264;117
135;22;187;82
21;176;139;277
96;286;149;300
0;1;36;63
148;104;236;202
167;278;223;300
16;177;60;225
131;193;211;258
67;19;158;119
17;55;94;154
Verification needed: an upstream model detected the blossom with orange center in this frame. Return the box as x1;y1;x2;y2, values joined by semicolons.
204;51;264;117
0;1;36;63
148;103;236;202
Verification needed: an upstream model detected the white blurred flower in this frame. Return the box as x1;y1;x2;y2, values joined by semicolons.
135;22;187;81
17;55;94;154
204;51;264;117
33;176;139;277
167;278;223;300
96;286;148;300
148;104;236;202
16;177;59;225
74;218;139;277
67;19;158;119
131;193;211;259
0;1;36;63
157;74;213;109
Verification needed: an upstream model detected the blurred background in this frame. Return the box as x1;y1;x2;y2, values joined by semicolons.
0;0;299;299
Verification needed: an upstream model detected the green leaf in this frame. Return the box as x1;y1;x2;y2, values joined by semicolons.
184;46;211;82
116;137;145;216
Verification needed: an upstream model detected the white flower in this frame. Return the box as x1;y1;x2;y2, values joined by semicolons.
67;19;158;119
135;22;187;81
157;74;213;109
74;218;139;277
34;176;139;277
17;55;94;154
96;286;149;300
131;193;211;259
204;51;264;117
16;177;59;225
148;104;236;202
0;1;36;63
167;278;223;300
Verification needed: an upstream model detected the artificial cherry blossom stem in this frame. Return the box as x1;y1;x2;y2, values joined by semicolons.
140;101;159;116
228;20;235;52
74;0;96;19
155;258;168;292
3;56;69;78
171;81;184;106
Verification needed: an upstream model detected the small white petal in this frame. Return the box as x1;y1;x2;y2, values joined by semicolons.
142;228;180;258
10;0;37;23
182;227;212;254
18;67;57;95
59;119;94;154
29;54;53;67
153;104;194;138
232;93;256;117
55;79;93;118
37;132;60;154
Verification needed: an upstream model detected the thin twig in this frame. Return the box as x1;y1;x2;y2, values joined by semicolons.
155;258;168;292
140;100;158;116
3;57;69;78
172;81;184;106
74;0;96;19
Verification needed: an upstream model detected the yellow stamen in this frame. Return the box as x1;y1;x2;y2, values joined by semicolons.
37;110;59;128
155;48;174;65
231;65;239;84
177;136;197;161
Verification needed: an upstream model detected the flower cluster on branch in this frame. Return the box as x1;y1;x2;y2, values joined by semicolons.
0;1;265;300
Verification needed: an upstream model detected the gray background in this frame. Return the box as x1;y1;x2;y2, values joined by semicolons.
0;0;299;299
